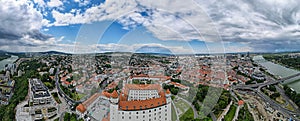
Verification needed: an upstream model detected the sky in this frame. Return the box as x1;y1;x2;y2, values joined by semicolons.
0;0;299;54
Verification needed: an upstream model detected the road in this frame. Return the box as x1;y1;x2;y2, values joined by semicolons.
54;67;81;107
232;72;300;120
230;89;239;101
275;85;300;112
217;101;233;121
210;112;217;121
59;111;66;121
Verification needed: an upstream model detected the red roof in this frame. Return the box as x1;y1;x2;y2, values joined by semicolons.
169;82;188;89
119;84;167;111
63;81;70;85
166;89;171;94
76;104;86;113
111;90;118;98
119;96;166;111
83;93;101;108
102;113;110;121
238;100;244;106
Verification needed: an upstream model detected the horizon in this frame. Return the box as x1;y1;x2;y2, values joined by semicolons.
1;49;299;55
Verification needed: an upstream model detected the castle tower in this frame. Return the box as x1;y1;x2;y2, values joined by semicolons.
166;89;172;103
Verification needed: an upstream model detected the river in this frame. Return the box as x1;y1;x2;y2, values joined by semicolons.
0;55;19;71
253;55;300;93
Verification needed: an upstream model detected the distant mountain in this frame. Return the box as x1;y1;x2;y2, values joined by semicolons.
0;50;70;57
38;51;70;55
135;46;173;55
0;50;7;53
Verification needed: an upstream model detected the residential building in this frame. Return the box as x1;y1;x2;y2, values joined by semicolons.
29;78;52;105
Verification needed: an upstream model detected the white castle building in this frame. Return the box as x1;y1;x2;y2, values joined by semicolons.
109;84;172;121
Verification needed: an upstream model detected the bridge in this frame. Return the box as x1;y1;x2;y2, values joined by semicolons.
232;72;300;119
233;73;300;89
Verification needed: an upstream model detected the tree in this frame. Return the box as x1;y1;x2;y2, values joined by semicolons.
171;78;181;83
170;87;179;95
267;85;276;92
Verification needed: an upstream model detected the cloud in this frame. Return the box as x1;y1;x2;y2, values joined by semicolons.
1;0;299;53
196;0;300;51
74;0;90;6
33;0;46;7
94;43;194;54
50;0;138;26
56;43;194;54
0;0;43;36
48;0;300;52
47;0;63;8
0;0;61;52
50;0;216;41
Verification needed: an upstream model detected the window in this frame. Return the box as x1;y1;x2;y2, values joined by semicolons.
136;112;138;114
122;116;124;119
129;117;131;119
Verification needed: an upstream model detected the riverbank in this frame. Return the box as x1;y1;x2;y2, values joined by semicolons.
253;55;300;93
0;55;19;71
0;55;10;61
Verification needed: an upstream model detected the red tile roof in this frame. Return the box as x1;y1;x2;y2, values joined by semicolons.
83;93;101;108
169;82;188;89
119;96;166;111
76;104;86;113
119;84;167;111
166;89;171;94
111;90;118;98
238;100;244;106
102;113;110;121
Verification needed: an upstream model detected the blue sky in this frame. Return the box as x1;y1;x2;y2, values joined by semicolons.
0;0;299;54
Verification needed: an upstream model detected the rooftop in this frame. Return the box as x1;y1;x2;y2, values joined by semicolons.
30;79;51;98
76;104;87;113
118;84;167;111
